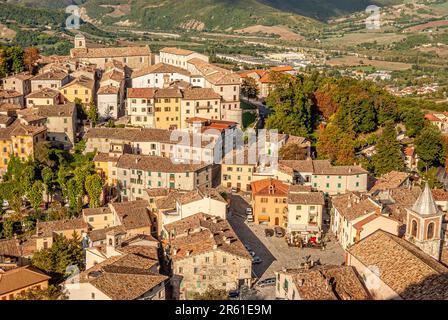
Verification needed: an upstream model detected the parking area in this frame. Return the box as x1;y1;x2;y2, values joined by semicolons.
228;193;345;300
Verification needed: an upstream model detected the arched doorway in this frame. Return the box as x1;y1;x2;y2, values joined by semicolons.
427;222;435;239
411;220;418;237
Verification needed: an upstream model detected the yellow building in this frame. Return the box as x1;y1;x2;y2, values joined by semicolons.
60;75;95;105
251;178;289;227
0;266;50;300
154;88;182;130
93;152;120;186
0;120;47;177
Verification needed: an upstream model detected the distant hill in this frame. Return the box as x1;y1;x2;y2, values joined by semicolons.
0;0;414;34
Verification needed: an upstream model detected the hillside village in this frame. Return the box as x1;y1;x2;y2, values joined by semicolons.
1;34;448;301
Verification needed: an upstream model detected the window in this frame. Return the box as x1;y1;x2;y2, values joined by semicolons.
91;293;95;299
178;267;183;274
338;183;341;188
296;205;302;210
194;267;198;274
411;220;418;237
427;222;435;239
296;215;301;220
356;182;359;187
205;257;210;263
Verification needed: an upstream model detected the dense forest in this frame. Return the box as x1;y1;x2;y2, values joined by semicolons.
265;72;447;181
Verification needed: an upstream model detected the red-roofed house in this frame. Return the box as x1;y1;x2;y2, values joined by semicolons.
251;178;289;227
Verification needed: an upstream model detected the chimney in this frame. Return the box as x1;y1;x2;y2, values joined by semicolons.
225;238;232;245
172;248;178;256
213;244;218;250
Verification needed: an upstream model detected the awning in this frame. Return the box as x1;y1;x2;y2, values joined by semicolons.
258;215;270;222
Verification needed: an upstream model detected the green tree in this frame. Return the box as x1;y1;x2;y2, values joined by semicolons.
241;77;259;101
28;181;44;212
42;166;54;203
265;75;317;136
20;165;36;195
14;285;67;300
415;125;445;170
85;174;103;208
279;143;308;160
191;287;229;300
372;121;403;176
31;233;84;280
87;101;98;127
67;178;83;214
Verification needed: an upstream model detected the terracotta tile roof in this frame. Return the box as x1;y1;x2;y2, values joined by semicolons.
348;230;448;299
187;58;240;85
155;191;179;210
79;253;167;300
85;127;172;143
83;207;112;216
93;152;120;163
104;59;125;71
404;147;415;157
352;213;398;231
117;245;159;261
100;69;124;83
251;178;289;197
271;66;294;72
278;159;314;173
0;103;23;113
279;265;370;300
32;103;75;117
312;160;367;175
154;87;182;99
425;114;440;122
127;88;155;99
4;72;33;81
432;189;448;201
116;154;209;173
71;45;151;59
26;88;60;99
0;115;13;126
381;187;422;222
238;69;266;78
88;226;126;243
160;47;195;56
0;120;46;139
98;85;119;95
0;90;22;98
370;171;410;192
0;266;50;295
110;200;152;231
31;70;68;81
168;80;192;90
182;87;221;100
131;62;190;79
0;239;21;258
145;188;170;198
332;193;381;221
165;213;251;261
288;190;325;205
61;76;94;90
36;218;88;238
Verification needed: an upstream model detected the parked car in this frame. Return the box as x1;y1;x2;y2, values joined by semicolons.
274;227;285;237
246;214;254;223
257;278;276;287
246;207;253;215
249;250;256;257
231;187;239;193
228;290;240;298
265;228;274;237
252;256;262;264
244;244;252;251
